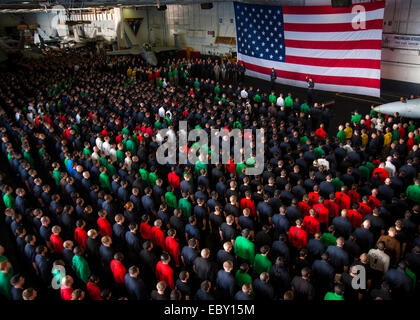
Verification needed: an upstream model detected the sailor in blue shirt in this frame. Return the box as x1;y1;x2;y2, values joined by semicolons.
253;272;275;300
384;261;413;299
195;280;215;300
332;210;353;239
271;234;290;262
311;252;335;293
124;266;148;300
185;216;200;240
307;232;326;261
216;260;236;299
326;237;349;273
181;238;199;268
234;283;254;300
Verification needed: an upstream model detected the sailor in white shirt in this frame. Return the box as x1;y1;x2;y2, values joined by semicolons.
317;158;330;171
102;136;111;155
95;135;103;152
385;156;396;177
109;144;117;162
368;241;390;274
276;93;284;107
158;106;166;118
240;88;248;99
91;146;100;161
124;153;132;171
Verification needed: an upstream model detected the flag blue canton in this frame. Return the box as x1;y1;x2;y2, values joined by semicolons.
234;2;286;62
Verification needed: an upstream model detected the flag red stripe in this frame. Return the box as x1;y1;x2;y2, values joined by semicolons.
283;1;385;15
285;39;382;50
239;60;380;89
285;55;381;69
283;19;383;32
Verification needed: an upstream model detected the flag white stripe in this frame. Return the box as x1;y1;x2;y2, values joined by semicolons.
284;29;383;41
246;70;380;97
238;53;380;79
285;47;381;60
283;8;384;24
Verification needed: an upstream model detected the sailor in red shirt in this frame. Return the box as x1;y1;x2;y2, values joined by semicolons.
226;158;236;174
165;229;181;267
86;274;103;300
50;225;64;254
74;220;88;250
308;185;320;206
302;209;320;236
358;196;373;217
110;252;127;285
168;167;180;190
155;252;175;290
151;219;165;249
335;186;351;211
372;164;389;183
314;124;327;141
240;191;256;218
288;219;308;249
368;189;381;209
140;214;152;241
60;275;74;300
347;204;363;229
312;197;329;230
347;184;360;206
97;209;112;237
298;194;311;217
324;194;340;219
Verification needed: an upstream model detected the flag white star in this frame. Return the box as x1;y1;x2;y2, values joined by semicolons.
253;30;257;34
252;7;255;12
260;53;263;57
269;21;273;25
253;19;256;23
256;14;260;18
257;36;261;40
279;34;282;38
275;50;278;53
252;40;255;44
270;43;274;47
270;32;273;36
262;31;265;35
245;18;248;21
251;51;255;55
268;9;272;13
280;55;283;59
244;50;247;54
274;27;277;31
270;55;273;59
265;48;269;52
248;45;250;48
266;37;270;41
280;44;283;49
264;15;268;18
256;47;259;51
261;42;265;46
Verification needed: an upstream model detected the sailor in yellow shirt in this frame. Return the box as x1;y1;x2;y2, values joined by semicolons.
383;127;393;146
127;67;132;77
344;123;353;139
361;129;369;146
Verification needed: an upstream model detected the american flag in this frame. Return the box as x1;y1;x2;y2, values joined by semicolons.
234;1;385;97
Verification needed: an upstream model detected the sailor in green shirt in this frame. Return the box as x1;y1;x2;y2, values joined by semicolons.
254;93;261;103
116;145;125;164
83;146;91;156
314;146;325;159
358;165;370;181
72;247;91;284
337;125;346;143
194;79;200;88
179;193;192;218
122;127;130;136
235;264;253;288
126;138;136;155
300;102;311;114
331;177;344;192
234;229;255;265
236;162;247;175
299;136;308;145
0;260;13;300
139;166;149;182
284;94;293;108
99;167;112;192
406;179;420;203
214;85;221;95
2;186;16;210
351;112;362;124
321;229;337;248
253;246;272;275
148;168;158;186
268;92;277;104
165;189;178;209
365;161;375;176
324;284;345;300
